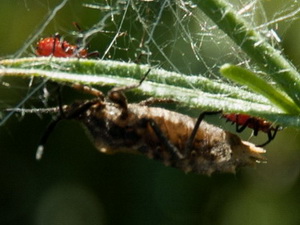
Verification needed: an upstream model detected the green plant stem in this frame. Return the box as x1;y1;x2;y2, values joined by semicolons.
0;57;268;103
0;58;280;116
221;64;300;114
194;0;300;106
1;57;300;127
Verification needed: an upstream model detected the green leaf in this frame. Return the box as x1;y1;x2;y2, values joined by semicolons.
220;64;300;114
0;57;279;117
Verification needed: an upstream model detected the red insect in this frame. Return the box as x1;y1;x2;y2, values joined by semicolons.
222;113;281;147
36;33;97;58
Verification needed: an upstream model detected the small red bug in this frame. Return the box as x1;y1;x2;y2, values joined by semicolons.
36;33;98;58
222;113;281;147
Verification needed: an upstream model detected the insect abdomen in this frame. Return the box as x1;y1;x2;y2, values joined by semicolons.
77;103;265;175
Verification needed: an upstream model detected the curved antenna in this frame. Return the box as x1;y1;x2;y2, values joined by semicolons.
36;116;63;160
36;100;98;160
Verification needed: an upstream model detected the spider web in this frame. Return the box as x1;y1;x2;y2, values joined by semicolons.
0;0;300;121
1;2;300;224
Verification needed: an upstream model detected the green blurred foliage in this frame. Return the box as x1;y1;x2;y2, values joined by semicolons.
0;1;300;225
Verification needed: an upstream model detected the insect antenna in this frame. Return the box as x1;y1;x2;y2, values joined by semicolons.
37;90;62;160
2;106;61;160
72;22;100;58
72;22;83;33
36;99;98;160
31;85;62;159
108;68;150;94
36;116;63;160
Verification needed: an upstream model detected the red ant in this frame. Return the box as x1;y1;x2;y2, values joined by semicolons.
222;113;281;147
36;23;98;58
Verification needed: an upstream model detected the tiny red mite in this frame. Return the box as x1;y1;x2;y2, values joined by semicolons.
36;33;95;58
222;113;281;147
20;72;265;175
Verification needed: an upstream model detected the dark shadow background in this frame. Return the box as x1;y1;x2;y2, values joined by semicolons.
0;1;300;225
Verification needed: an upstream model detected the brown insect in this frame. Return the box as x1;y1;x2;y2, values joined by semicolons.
12;71;266;175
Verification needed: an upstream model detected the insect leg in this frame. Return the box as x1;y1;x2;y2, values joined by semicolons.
184;111;222;157
72;83;105;99
86;51;100;58
235;115;250;133
108;69;151;118
256;125;280;147
143;118;184;159
108;69;151;95
53;33;61;53
56;83;104;116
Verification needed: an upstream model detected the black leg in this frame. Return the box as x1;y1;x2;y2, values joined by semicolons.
184;111;222;157
108;69;151;119
256;137;271;147
143;118;184;159
256;125;280;147
270;125;280;140
235;115;249;133
52;33;61;54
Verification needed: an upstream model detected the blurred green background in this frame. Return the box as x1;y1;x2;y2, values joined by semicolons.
0;1;300;225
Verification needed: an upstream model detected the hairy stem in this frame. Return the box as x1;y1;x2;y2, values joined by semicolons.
194;0;300;106
220;64;300;114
